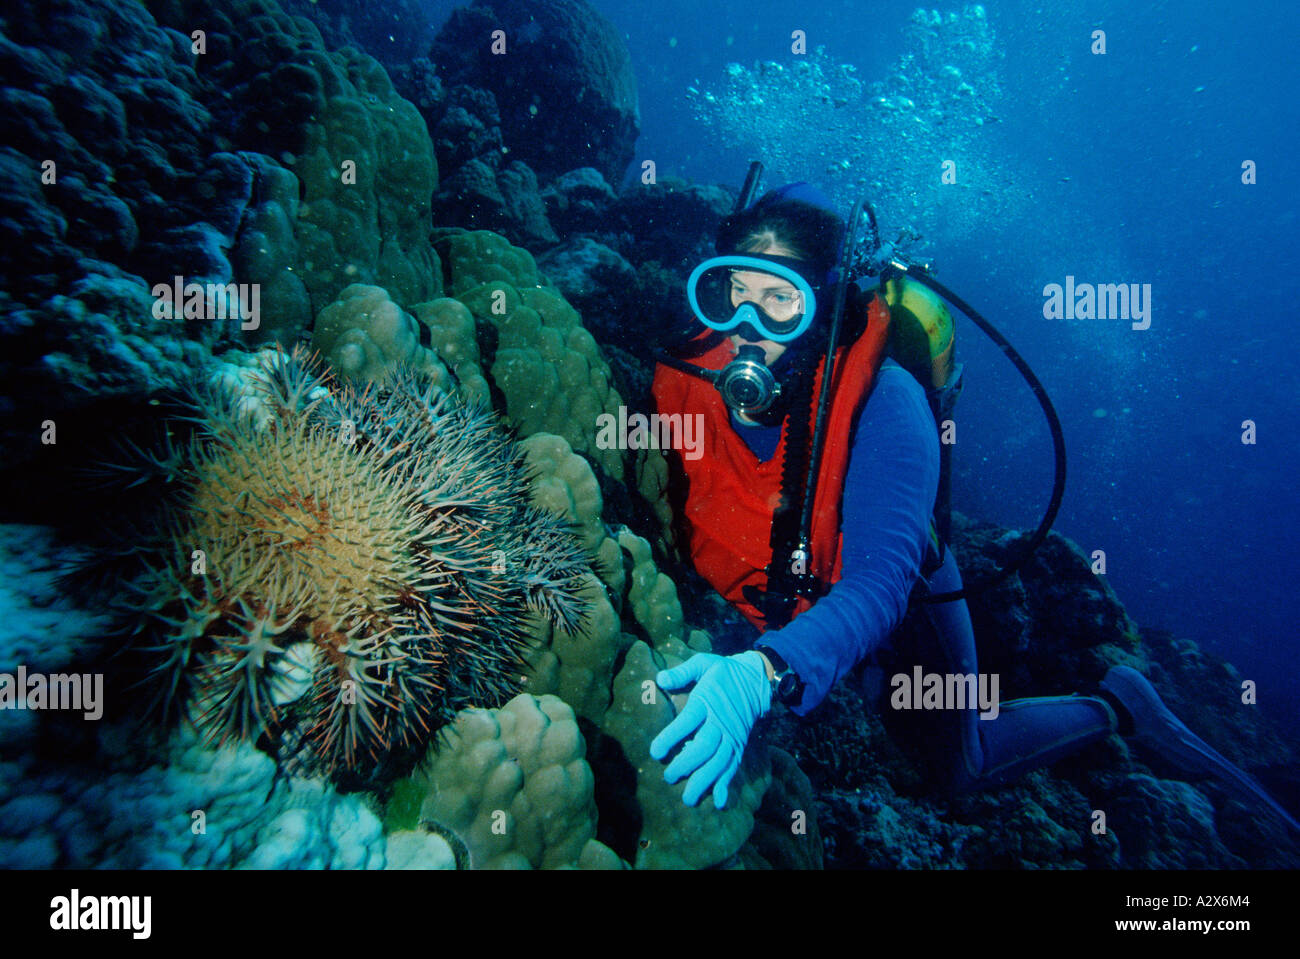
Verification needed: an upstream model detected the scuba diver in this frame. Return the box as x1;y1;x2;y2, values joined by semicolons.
647;172;1300;838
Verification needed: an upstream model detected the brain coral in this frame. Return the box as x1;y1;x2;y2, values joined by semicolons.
113;348;590;776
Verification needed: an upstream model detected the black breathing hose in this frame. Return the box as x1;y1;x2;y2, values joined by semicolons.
888;261;1069;604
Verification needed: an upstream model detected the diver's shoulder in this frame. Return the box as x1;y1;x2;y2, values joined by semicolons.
875;357;925;394
863;358;932;424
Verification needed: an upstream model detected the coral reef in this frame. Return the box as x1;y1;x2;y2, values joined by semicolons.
541;168;619;238
278;0;440;69
148;0;443;312
433;159;558;250
0;525;112;676
0;723;386;869
610;178;735;269
3;0;1294;875
536;238;638;341
1;0;444;477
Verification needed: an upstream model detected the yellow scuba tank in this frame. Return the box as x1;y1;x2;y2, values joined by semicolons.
882;274;955;390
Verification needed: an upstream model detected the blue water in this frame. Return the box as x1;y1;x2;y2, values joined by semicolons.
572;0;1300;724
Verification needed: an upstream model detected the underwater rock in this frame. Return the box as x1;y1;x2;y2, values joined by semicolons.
432;158;557;250
432;159;510;233
949;770;1119;869
541;167;619;237
611;178;735;270
431;0;639;185
1105;773;1233;868
536;238;637;339
945;513;1144;696
0;266;213;480
278;0;440;68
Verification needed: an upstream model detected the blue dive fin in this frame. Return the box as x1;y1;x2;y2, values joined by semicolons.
1101;665;1300;834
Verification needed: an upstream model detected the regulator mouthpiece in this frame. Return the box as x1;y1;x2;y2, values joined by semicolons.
716;344;780;415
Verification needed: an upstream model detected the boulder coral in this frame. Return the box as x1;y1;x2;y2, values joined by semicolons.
151;0;443;313
413;296;492;407
389;693;622;869
288;44;440;311
601;640;771;869
311;283;450;387
435;228;544;297
433;230;628;482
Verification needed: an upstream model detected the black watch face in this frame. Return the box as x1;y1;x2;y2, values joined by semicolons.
777;672;800;703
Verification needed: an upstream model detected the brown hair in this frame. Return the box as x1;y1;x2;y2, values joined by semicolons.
715;192;845;278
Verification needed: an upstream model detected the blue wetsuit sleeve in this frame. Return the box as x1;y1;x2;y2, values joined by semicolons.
756;362;940;715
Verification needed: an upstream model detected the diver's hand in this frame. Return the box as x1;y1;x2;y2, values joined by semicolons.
650;651;772;808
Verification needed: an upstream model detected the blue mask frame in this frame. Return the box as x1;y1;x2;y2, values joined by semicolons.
686;255;820;343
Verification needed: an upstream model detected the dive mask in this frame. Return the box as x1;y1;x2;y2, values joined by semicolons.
686;255;820;343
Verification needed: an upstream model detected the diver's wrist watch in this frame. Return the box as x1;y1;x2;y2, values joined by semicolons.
755;646;803;707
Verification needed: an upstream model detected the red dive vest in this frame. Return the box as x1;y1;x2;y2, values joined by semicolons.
651;294;892;631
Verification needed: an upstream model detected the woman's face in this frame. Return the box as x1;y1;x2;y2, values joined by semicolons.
727;242;802;365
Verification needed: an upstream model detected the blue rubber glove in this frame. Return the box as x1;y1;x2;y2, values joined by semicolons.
649;651;772;808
